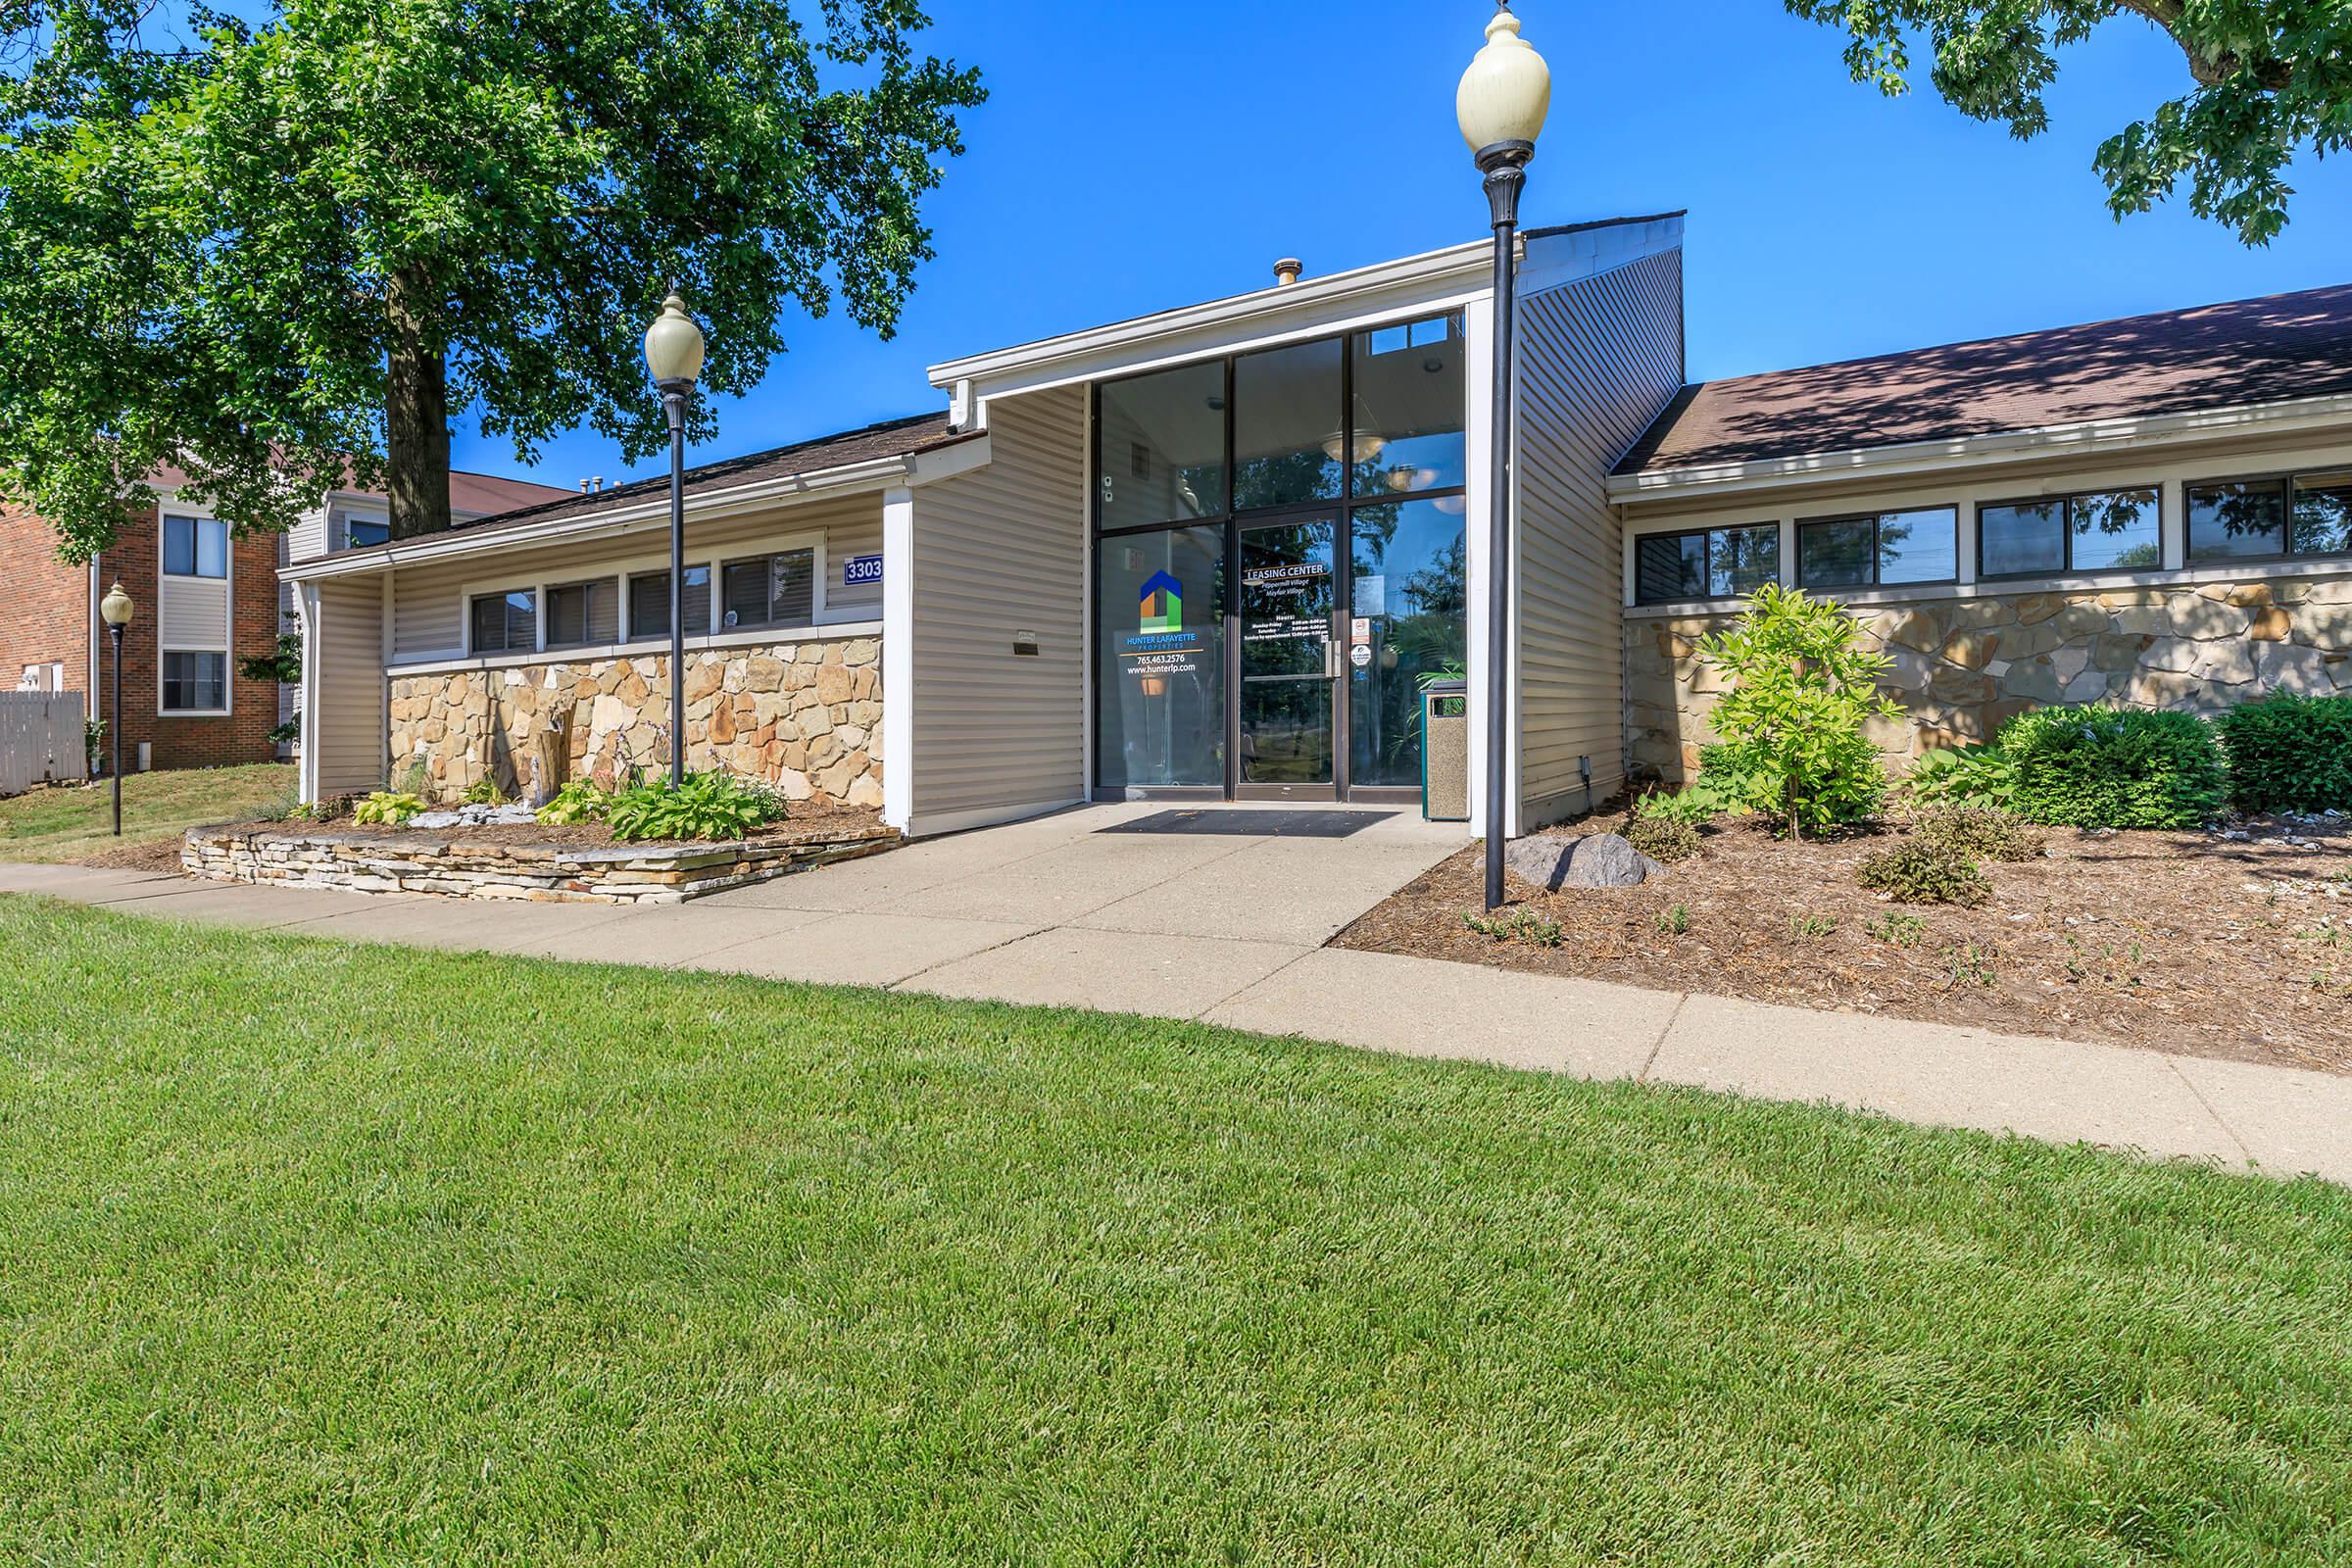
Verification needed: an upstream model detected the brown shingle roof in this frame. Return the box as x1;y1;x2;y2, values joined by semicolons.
448;411;968;535
1616;283;2352;477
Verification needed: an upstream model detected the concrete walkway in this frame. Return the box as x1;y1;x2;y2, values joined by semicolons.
7;801;2349;1184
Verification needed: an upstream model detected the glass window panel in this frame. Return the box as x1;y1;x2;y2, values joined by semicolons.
1798;518;1875;589
1096;525;1225;789
470;590;533;653
1352;313;1466;498
1981;502;2066;578
163;515;196;576
2188;479;2288;560
547;582;614;648
1635;533;1707;605
346;517;390;549
628;566;711;639
2072;488;2162;571
721;560;769;627
194;518;227;578
1349;499;1465;787
1711;525;1780;597
1233;338;1343;511
2293;470;2352;556
1098;362;1227;529
721;550;814;630
1875;508;1957;584
162;651;226;710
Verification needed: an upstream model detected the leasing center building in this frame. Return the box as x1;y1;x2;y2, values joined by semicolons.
286;214;2352;838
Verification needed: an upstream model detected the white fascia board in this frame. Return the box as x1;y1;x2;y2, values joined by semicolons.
928;239;1499;401
280;439;990;584
1606;391;2352;507
1516;215;1684;298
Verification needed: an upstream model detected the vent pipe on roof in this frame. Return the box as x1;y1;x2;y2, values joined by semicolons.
1273;258;1303;287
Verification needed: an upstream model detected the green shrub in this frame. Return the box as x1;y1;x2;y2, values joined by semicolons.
1911;806;2044;863
462;777;511;808
1999;707;2227;829
352;791;424;827
1867;912;1926;949
1692;585;1900;838
1462;908;1563;948
1626;812;1700;864
606;770;783;843
1904;742;2018;811
1635;777;1740;826
1857;841;1991;906
536;779;615;826
2218;693;2352;813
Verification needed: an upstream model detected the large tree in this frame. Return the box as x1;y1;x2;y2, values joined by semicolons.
0;0;982;557
1784;2;2352;245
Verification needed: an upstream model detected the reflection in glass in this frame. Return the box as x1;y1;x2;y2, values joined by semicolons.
1798;518;1874;589
1098;362;1227;530
1711;525;1780;596
1234;339;1344;511
1240;520;1336;784
1097;526;1226;788
2294;471;2352;555
1350;500;1465;787
1351;315;1466;498
2188;479;2288;561
1636;533;1707;604
1981;501;2067;577
1635;525;1777;605
1799;510;1955;588
2072;488;2161;571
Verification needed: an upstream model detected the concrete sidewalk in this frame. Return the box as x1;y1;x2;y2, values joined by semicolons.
6;802;2348;1184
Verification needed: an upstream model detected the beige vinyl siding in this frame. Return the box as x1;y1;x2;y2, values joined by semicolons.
906;385;1086;826
286;504;331;563
385;493;882;662
313;576;386;795
1516;246;1685;823
157;573;230;653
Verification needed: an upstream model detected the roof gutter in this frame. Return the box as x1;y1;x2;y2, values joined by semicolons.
1607;391;2352;505
282;436;989;583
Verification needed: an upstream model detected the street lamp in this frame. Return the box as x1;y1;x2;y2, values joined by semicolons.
98;580;134;835
644;287;707;791
1459;1;1549;910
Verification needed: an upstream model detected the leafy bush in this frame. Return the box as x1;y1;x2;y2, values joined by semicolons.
1999;707;2228;829
1626;812;1700;864
1692;584;1900;838
1635;776;1740;826
1857;841;1991;907
1904;742;2017;811
1911;806;2044;863
606;770;784;843
462;777;511;807
536;779;615;826
2217;693;2352;813
352;791;424;827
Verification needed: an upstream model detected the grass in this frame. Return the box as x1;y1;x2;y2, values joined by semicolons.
0;762;293;862
3;898;2350;1564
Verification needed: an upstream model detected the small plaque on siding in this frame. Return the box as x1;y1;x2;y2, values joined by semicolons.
1013;630;1041;657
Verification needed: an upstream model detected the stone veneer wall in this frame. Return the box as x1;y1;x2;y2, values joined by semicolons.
387;637;882;805
1625;573;2352;782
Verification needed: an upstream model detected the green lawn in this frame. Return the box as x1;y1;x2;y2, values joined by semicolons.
3;898;2348;1564
0;762;293;862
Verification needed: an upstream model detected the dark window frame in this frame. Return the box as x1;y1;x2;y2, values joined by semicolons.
626;564;713;641
1977;485;2165;582
1632;522;1783;607
543;577;616;651
160;649;228;713
344;515;391;550
1796;507;1961;591
2185;467;2352;566
718;546;818;633
468;588;537;655
162;514;228;580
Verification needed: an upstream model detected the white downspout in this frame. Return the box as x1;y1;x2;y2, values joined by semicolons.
880;484;915;833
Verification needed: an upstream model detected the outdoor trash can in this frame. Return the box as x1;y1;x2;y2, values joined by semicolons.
1421;679;1470;822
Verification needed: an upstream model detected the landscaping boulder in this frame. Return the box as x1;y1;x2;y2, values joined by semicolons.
1505;831;1662;893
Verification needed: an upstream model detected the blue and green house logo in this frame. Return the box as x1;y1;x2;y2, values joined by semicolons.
1139;570;1183;634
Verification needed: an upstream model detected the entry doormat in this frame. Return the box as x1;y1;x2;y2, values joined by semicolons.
1098;808;1396;839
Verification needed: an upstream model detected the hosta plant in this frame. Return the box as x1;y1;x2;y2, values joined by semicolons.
352;791;424;827
606;771;784;844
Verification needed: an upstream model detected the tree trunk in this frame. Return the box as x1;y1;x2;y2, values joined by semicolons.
386;267;453;541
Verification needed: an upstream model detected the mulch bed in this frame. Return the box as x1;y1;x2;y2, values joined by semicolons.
74;838;190;874
1334;808;2352;1077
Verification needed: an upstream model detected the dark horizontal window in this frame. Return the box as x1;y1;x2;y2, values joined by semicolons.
163;514;227;579
720;549;814;632
2189;468;2352;563
1797;508;1957;590
628;566;712;640
161;650;226;712
1980;488;2160;578
345;517;390;549
545;579;618;650
469;590;536;654
1634;523;1780;605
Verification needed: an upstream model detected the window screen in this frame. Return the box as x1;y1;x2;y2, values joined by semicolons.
719;549;815;631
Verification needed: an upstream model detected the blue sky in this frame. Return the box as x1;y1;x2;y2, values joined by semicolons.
458;0;2352;491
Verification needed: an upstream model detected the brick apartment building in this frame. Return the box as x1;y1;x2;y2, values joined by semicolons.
1;469;568;772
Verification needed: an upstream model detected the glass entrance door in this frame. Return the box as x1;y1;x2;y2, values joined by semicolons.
1237;515;1339;796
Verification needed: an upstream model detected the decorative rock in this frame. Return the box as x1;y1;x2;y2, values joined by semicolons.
2249;605;2294;642
1506;832;1662;893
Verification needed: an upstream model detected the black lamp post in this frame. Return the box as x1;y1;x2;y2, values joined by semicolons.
99;580;134;834
1458;1;1550;909
644;289;708;791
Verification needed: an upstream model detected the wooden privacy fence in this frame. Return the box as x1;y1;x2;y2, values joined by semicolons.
0;691;88;797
